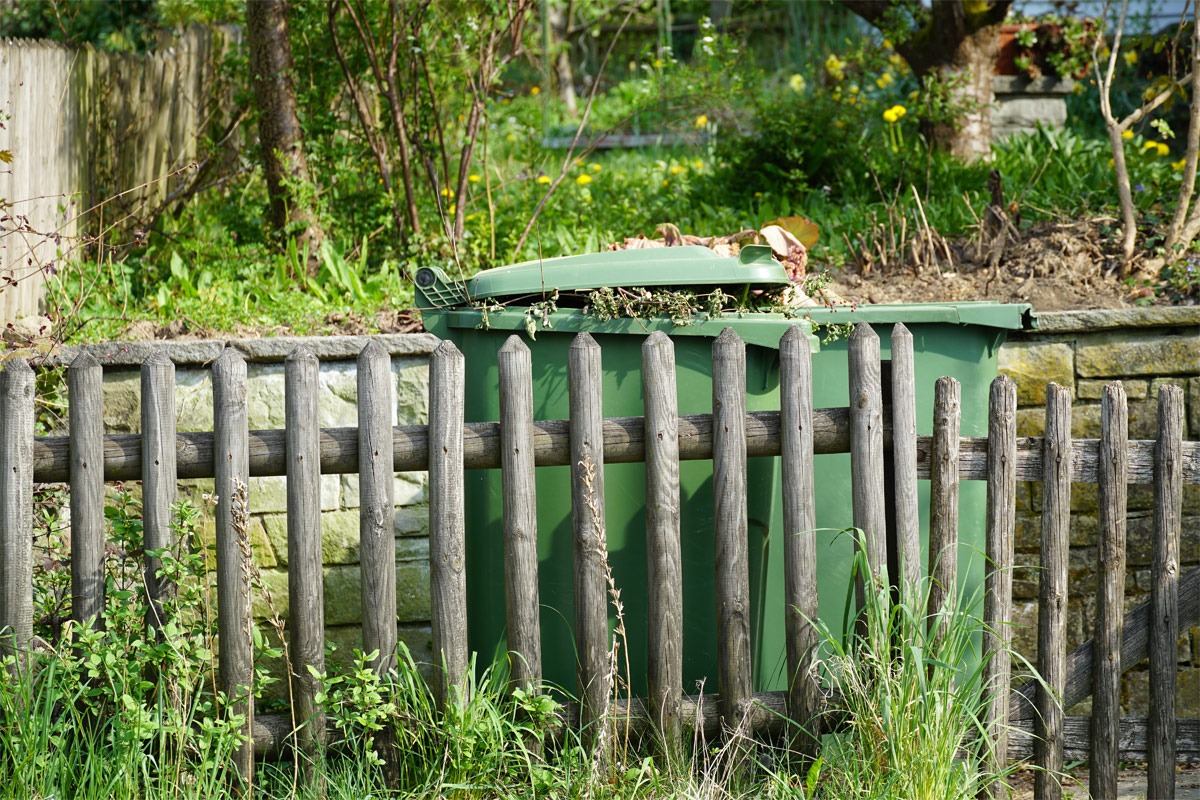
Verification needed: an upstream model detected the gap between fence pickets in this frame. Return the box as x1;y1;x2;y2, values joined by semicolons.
27;413;1200;485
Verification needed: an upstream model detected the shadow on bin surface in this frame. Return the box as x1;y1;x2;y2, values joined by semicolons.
418;246;1032;698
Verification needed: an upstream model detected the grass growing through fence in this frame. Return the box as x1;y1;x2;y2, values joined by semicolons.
2;494;1034;798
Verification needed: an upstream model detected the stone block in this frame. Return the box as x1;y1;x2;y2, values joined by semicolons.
246;365;286;429
324;623;435;679
101;371;141;434
175;369;214;433
1016;407;1102;438
394;505;428;536
197;514;277;569
1015;513;1040;553
1075;331;1200;378
1125;514;1199;567
249;567;290;620
1077;379;1147;401
341;472;426;508
262;509;365;566
1189;377;1200;439
318;361;364;428
393;358;430;426
248;474;340;514
322;561;431;626
1121;665;1200;717
998;341;1075;407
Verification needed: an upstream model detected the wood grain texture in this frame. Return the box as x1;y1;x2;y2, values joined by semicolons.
141;353;177;631
1148;385;1183;800
357;340;397;676
780;325;819;758
285;348;326;764
641;331;682;758
27;413;1200;484
0;359;34;663
1035;383;1072;800
212;347;253;784
712;328;752;730
927;376;960;627
429;340;468;710
69;352;106;629
982;375;1016;799
848;323;886;591
498;336;541;693
1092;383;1128;800
568;333;610;753
890;323;921;592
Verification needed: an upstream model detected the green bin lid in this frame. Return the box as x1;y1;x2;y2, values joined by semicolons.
803;301;1034;331
416;245;791;308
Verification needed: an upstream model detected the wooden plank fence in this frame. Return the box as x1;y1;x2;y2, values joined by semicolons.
0;324;1197;798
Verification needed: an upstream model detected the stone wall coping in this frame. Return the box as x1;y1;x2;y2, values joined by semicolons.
55;333;442;367
1029;307;1200;334
994;75;1075;95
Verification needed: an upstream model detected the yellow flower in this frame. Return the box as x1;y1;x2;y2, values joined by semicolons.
908;90;920;102
575;174;592;186
876;71;894;89
468;173;481;183
789;73;806;93
530;86;540;95
693;159;704;170
694;114;709;128
882;39;893;50
670;165;685;175
1144;140;1160;151
662;179;670;188
505;133;516;142
848;83;859;95
1173;158;1187;171
440;187;455;198
825;54;846;80
447;203;456;215
590;163;602;172
1157;143;1170;157
882;104;907;124
1124;51;1138;66
536;175;551;184
1121;130;1134;140
653;58;665;69
847;95;857;105
753;191;763;198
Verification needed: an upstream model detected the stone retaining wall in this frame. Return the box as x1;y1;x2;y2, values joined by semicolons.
63;309;1198;710
998;308;1200;716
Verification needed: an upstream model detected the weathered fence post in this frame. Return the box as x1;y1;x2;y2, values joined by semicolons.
982;375;1016;797
780;325;819;758
141;352;177;630
285;347;326;774
498;336;542;694
1149;385;1184;800
713;328;752;731
1091;382;1128;800
429;340;468;710
569;332;611;755
213;347;254;786
1035;383;1072;800
642;331;682;760
358;341;397;676
848;323;886;596
927;376;961;627
0;358;34;666
69;352;105;629
890;323;921;593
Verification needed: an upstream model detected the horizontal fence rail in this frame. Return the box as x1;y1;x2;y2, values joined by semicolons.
0;322;1195;798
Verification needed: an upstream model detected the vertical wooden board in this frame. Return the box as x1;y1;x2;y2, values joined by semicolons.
569;332;610;751
848;323;886;590
141;352;177;630
1148;385;1183;800
212;347;254;785
642;331;682;757
358;341;397;676
1035;383;1071;800
712;328;752;730
927;377;961;627
982;375;1017;798
780;325;819;756
1091;382;1127;800
429;340;468;709
285;347;326;763
0;359;34;663
69;352;106;629
890;323;921;593
499;337;541;692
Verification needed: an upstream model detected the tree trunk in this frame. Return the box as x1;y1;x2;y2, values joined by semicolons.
922;24;999;163
548;2;577;115
246;0;323;264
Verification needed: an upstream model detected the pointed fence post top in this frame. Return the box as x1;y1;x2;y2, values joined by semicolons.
499;334;530;356
779;324;810;351
991;373;1016;392
433;339;463;361
358;338;389;362
1;357;33;378
68;351;101;371
849;322;878;344
570;331;599;352
142;350;174;369
214;345;247;371
643;330;671;349
286;345;318;365
891;322;912;344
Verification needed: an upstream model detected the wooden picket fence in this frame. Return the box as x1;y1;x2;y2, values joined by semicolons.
0;323;1197;800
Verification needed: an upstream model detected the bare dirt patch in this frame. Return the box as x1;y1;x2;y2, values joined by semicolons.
830;219;1193;312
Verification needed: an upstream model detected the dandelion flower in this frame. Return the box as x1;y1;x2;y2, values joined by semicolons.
1157;142;1170;157
575;174;592;186
530;86;540;95
1121;130;1134;141
590;163;602;172
505;133;516;142
468;174;481;183
876;71;894;89
653;58;665;69
447;203;456;215
670;165;685;175
693;159;704;170
440;187;455;198
1173;158;1187;171
536;175;551;184
662;179;670;188
1124;51;1138;66
882;104;907;124
1144;140;1160;151
789;73;806;93
825;54;846;80
694;114;709;128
